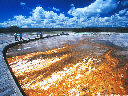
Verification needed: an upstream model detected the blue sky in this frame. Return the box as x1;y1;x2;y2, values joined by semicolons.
0;0;128;28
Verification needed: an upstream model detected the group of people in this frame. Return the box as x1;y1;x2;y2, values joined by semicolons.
14;33;23;41
14;32;45;41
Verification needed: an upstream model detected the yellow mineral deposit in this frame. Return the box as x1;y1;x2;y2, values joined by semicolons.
7;39;127;96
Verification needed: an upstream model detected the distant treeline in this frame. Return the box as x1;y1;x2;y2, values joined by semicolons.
72;27;128;33
0;26;128;33
0;26;73;33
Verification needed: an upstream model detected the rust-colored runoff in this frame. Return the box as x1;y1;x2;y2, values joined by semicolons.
7;39;128;95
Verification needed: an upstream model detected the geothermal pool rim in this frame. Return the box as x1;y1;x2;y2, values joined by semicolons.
2;34;68;96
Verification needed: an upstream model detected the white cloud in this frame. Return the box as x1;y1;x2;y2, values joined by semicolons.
31;7;45;21
20;2;26;6
70;4;75;7
88;13;128;27
125;11;128;15
30;7;72;28
119;9;127;15
0;5;128;28
68;0;118;18
14;15;26;21
53;7;60;12
45;11;58;19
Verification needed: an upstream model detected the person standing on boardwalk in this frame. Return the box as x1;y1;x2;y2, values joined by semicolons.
37;32;39;37
40;31;43;38
19;33;23;40
14;33;18;41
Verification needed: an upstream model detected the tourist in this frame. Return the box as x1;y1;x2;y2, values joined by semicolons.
40;32;43;38
62;32;65;35
19;33;23;40
14;33;18;41
36;32;39;37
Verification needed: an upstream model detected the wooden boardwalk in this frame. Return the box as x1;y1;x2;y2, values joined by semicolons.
0;41;23;96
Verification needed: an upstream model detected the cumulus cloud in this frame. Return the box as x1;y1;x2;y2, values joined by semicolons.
20;2;26;6
119;9;127;15
0;2;128;28
0;7;70;28
68;0;118;18
125;11;128;15
89;15;127;27
31;7;46;21
53;7;60;12
70;4;75;7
